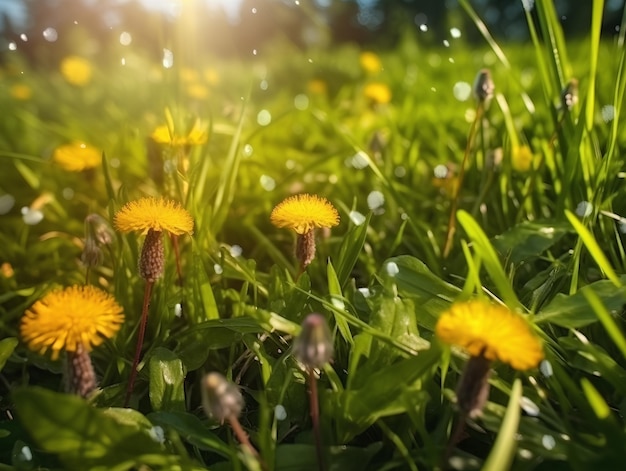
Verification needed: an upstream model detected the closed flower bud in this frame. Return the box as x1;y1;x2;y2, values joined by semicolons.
293;313;334;370
473;69;494;105
202;372;244;424
139;229;164;283
560;78;578;111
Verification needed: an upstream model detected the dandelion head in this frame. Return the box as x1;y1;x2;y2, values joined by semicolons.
359;51;382;74
436;299;543;370
21;285;124;360
114;197;194;236
307;79;327;95
512;145;534;173
293;313;334;370
10;84;32;100
53;142;101;172
270;194;339;235
364;82;392;104
201;372;244;423
60;55;93;86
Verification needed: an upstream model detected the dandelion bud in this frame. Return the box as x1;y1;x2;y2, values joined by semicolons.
560;78;578;111
81;240;102;268
202;372;244;424
295;230;316;270
455;355;492;419
67;344;97;398
293;313;334;370
139;229;164;283
473;69;494;106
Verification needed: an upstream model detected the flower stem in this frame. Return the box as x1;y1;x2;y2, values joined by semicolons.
124;280;153;407
228;414;259;458
308;368;326;471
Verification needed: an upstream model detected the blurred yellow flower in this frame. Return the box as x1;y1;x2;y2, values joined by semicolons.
10;84;32;100
436;299;543;371
364;82;391;104
60;56;92;86
114;197;194;236
180;67;199;82
360;51;382;74
187;83;209;100
512;145;535;173
270;194;339;235
151;119;208;147
307;79;327;95
53;142;101;172
21;285;124;360
203;67;220;85
1;262;14;278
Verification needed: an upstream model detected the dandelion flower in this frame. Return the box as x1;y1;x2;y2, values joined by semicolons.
472;69;494;106
359;51;382;74
364;82;391;104
436;299;543;371
10;84;32;100
512;145;534;173
151;119;208;147
53;142;101;172
307;79;327;95
114;197;193;236
21;285;124;360
270;194;339;235
60;56;92;86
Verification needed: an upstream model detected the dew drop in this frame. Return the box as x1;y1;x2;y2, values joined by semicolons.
260;174;276;191
518;449;533;460
257;109;272;126
22;207;44;225
294;93;309;110
19;446;32;461
251;7;257;13
575;201;593;218
252;49;258;56
162;48;174;68
214;263;223;275
385;261;399;277
443;39;450;47
350;151;369;169
542;434;556;450
522;0;535;11
367;190;385;210
149;426;165;444
243;144;253;156
519;396;540;417
539;359;553;377
119;31;132;46
230;245;243;257
453;81;472;101
110;158;120;168
275;404;287;420
120;57;126;66
419;24;428;32
8;42;16;51
285;159;295;169
434;164;449;178
20;33;28;42
260;79;268;90
43;27;58;42
450;27;462;38
601;105;615;122
394;166;406;178
0;194;16;214
349;211;366;226
358;287;371;298
174;303;182;317
62;187;74;200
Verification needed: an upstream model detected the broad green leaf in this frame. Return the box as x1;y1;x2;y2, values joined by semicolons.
483;379;522;471
335;213;371;287
12;387;183;470
189;254;219;321
492;220;570;264
581;378;610;420
327;259;353;345
148;411;232;458
149;347;185;412
273;442;382;471
582;288;626;361
0;337;18;371
378;255;461;330
535;277;626;328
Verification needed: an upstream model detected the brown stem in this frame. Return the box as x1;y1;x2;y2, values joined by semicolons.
443;104;484;259
124;280;153;407
228;414;260;459
308;368;326;471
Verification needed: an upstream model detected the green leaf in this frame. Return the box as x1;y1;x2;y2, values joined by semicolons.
378;255;461;330
327;259;353;345
12;387;183;470
492;220;570;264
535;277;626;327
581;378;611;420
273;442;382;471
483;379;522;471
335;213;371;287
582;288;626;361
148;411;232;458
149;348;186;412
0;337;18;371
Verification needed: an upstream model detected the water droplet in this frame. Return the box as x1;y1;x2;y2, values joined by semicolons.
19;446;32;461
518;449;533;460
163;159;177;174
260;79;268;90
162;48;174;68
251;7;257;13
120;57;126;65
430;86;437;92
275;404;287;420
214;263;223;275
174;303;182;317
62;187;74;200
243;144;253;157
252;49;258;55
349;211;366;226
20;33;28;42
385;261;399;277
522;0;535;11
110;158;120;168
453;81;472;101
0;194;15;214
542;434;556;450
350;151;369;169
308;58;313;63
358;287;371;298
601;105;615;122
448;57;455;63
257;109;272;126
43;27;58;42
434;164;449;178
575;201;593;218
539;359;553;377
149;426;165;444
367;190;385;210
328;174;338;184
294;94;309;110
119;31;132;46
450;27;462;38
443;39;450;47
8;42;16;51
230;245;243;257
394;166;406;178
519;396;540;416
260;174;276;191
21;207;44;225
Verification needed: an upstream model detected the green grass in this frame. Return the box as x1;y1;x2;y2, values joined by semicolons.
2;1;626;470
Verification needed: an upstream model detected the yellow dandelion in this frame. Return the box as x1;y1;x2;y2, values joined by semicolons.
151;119;208;147
53;142;101;172
203;67;220;85
187;83;209;100
21;285;124;360
359;51;382;74
271;194;339;235
307;79;327;96
60;56;92;86
364;82;391;104
114;197;194;236
179;67;199;82
10;84;32;100
436;299;543;371
512;145;535;173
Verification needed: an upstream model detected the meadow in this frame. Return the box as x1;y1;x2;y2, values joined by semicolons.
1;0;626;470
